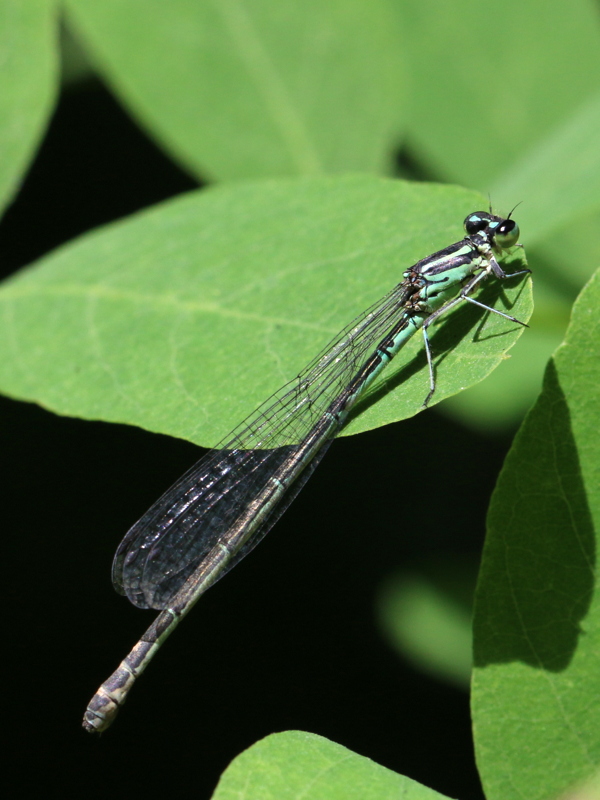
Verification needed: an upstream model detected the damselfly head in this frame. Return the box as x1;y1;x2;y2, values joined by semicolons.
464;211;520;249
493;217;520;249
464;211;492;235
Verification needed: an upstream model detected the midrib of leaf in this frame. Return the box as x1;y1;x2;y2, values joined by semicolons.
0;280;337;335
215;0;323;173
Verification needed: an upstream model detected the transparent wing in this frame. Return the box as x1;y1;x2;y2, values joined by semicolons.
113;279;412;609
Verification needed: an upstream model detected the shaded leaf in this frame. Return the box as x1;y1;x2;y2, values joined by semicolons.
472;270;600;800
64;0;406;180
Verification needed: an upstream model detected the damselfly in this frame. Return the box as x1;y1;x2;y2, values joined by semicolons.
83;210;529;732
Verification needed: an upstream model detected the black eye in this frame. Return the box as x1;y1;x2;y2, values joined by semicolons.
464;213;489;235
495;219;520;249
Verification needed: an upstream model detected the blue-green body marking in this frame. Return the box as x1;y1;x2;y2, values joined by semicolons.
83;211;529;733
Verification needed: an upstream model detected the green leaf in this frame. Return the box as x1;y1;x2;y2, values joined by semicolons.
0;0;58;215
532;207;600;294
561;769;600;800
0;176;532;447
211;730;453;800
472;269;600;800
492;91;600;247
63;0;406;180
441;326;566;431
400;0;600;189
377;559;476;689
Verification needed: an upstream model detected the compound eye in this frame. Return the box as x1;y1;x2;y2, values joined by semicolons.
464;213;489;235
495;219;520;249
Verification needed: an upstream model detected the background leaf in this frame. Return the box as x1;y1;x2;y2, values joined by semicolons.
0;176;531;447
212;731;453;800
0;0;58;214
63;0;406;180
472;270;600;800
377;559;476;689
400;0;600;190
492;91;600;247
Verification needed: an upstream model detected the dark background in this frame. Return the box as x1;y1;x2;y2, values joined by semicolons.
1;80;513;799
